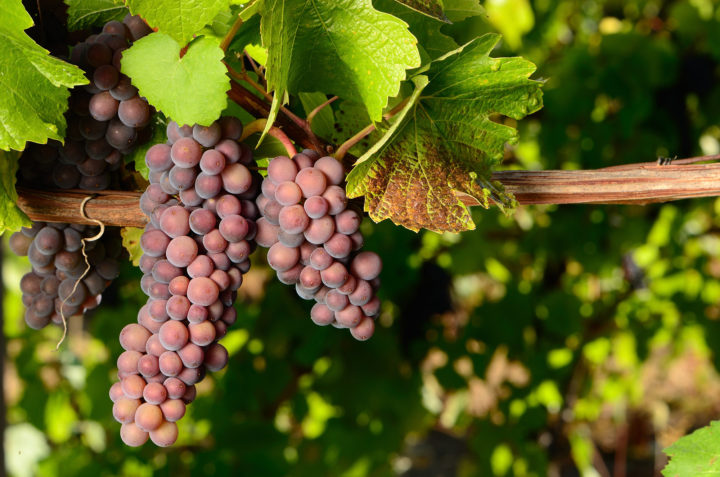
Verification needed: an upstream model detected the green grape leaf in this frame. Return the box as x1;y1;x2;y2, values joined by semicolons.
444;0;484;22
121;33;229;126
378;0;458;61
121;227;144;266
346;34;543;233
663;421;720;476
259;0;421;126
0;0;88;151
125;0;232;45
65;0;127;31
0;150;32;235
391;0;449;22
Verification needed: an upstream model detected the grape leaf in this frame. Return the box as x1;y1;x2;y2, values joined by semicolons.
391;0;449;22
120;227;144;266
444;0;484;22
125;0;231;45
298;92;336;141
121;33;229;126
0;150;31;235
0;0;88;151
65;0;127;31
378;0;458;61
346;34;543;233
663;421;720;476
259;0;421;131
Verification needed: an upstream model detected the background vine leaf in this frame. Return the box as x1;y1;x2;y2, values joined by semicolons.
663;420;720;475
65;0;127;31
259;0;421;137
346;34;543;233
0;0;88;151
391;0;449;22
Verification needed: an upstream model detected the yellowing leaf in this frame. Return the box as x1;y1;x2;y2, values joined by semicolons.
347;34;543;233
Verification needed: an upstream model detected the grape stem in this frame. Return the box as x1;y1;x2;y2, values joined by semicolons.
306;96;338;127
225;64;323;150
220;14;244;52
333;99;410;162
241;118;298;157
56;195;105;350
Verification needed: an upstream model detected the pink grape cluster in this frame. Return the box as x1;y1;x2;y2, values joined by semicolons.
110;117;262;447
18;14;153;191
9;223;122;329
255;153;382;340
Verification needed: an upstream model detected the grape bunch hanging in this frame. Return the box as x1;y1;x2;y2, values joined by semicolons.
10;13;385;449
10;14;153;330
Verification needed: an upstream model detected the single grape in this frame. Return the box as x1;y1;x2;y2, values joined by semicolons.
159;351;183;376
350;251;382;281
215;195;241;218
320;262;349;288
324;233;352;259
79;116;108;141
322;185;347;215
146;144;173;172
350;316;375;341
166;295;191;320
106;119;138;149
303;216;335;245
335;305;362;328
295;168;327;198
168;165;197;191
275;181;302;206
310;303;334;326
187;277;219;306
178;342;204;368
304;196;329;219
170;137;202;168
314;156;344;186
219;116;243;140
143;382;168;405
267;156;298;184
121;374;146;399
299;266;322;290
118;96;150;128
187;255;214;278
137;354;160;377
140;229;170;257
221;163;253;194
325;289;349;312
278;204;310;234
93;64;119;90
149;421;178;447
165;236;198;268
110;75;138;101
214;139;240;163
362;296;381;316
168;275;189;296
159;320;189;351
113;397;141;424
192;123;221;147
204;343;229;372
199;149;226;175
34;226;62;255
160;399;186;422
120;323;152;352
267;242;300;272
89;91;119;121
159;206;190;238
202;229;227;254
219;215;249;243
195;172;223;199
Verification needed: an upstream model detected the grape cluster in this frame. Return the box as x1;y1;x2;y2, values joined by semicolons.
18;14;152;191
10;15;153;330
256;153;382;340
9;223;122;329
110;117;261;446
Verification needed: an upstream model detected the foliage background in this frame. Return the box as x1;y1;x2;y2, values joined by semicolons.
5;0;720;476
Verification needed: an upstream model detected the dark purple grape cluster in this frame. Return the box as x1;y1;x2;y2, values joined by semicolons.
256;153;382;340
9;222;122;329
18;14;153;191
110;117;261;447
9;16;152;330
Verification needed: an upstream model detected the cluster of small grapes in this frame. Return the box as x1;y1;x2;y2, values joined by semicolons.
18;14;152;191
255;154;382;340
9;223;122;329
110;117;261;446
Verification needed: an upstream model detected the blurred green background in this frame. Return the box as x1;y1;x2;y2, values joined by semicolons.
5;0;720;476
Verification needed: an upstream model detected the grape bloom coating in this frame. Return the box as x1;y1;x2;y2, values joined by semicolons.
256;152;382;340
110;116;259;447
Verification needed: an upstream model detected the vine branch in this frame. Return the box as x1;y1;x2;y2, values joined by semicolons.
16;158;720;226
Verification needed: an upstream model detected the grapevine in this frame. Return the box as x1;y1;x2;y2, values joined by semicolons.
2;1;720;475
